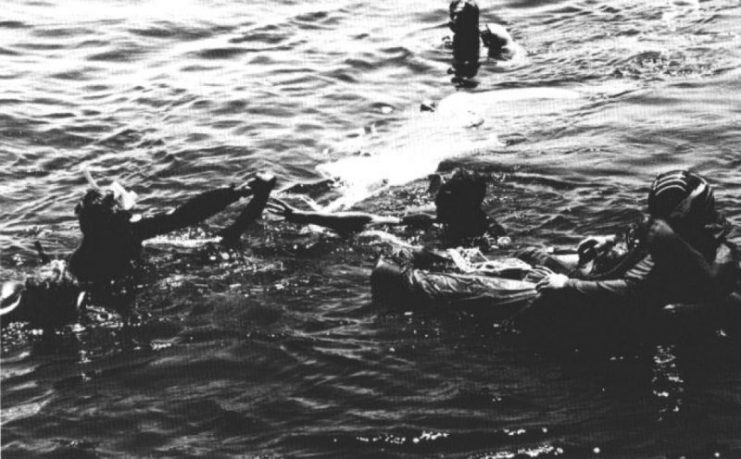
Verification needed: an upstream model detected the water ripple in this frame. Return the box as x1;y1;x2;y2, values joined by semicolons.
3;0;741;457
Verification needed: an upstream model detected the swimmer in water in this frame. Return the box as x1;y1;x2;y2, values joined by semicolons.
448;0;525;80
370;170;740;346
268;169;506;245
480;23;523;61
516;170;741;340
1;171;277;330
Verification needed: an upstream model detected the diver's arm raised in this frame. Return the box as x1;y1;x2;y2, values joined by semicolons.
133;173;276;242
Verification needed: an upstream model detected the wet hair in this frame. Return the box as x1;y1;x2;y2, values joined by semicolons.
75;188;129;236
435;169;488;237
647;170;715;225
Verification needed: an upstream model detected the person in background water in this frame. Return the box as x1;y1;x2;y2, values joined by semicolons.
480;23;523;62
519;170;740;338
449;0;481;79
448;0;525;81
268;169;507;247
1;171;277;331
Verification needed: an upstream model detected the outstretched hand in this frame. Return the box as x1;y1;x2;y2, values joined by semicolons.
249;172;277;195
235;172;277;198
266;198;300;222
532;266;570;292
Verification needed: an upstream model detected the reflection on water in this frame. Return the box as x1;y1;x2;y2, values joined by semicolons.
3;0;741;457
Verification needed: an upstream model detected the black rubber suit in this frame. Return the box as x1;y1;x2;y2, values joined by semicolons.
2;175;275;330
70;179;274;283
372;170;741;347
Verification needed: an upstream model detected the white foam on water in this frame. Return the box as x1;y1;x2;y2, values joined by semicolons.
317;117;488;211
143;236;222;248
316;84;632;211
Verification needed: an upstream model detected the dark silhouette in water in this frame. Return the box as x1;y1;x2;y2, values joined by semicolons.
449;0;481;80
70;172;275;283
532;170;738;305
1;173;277;331
447;0;525;84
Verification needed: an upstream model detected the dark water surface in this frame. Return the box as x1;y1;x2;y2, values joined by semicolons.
3;0;741;457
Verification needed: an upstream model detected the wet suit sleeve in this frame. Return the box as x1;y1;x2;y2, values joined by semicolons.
218;186;273;243
131;187;243;242
562;256;653;303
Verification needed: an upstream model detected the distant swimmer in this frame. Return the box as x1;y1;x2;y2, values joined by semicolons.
269;169;507;246
1;171;276;330
480;23;524;62
449;0;481;79
448;0;525;80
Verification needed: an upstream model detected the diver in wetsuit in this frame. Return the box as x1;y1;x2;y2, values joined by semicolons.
535;170;738;303
448;0;524;80
70;172;276;283
368;170;740;341
1;172;277;330
518;170;740;342
268;169;506;244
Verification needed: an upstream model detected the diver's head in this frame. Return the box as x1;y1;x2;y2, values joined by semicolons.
75;188;124;236
449;0;479;33
1;261;83;330
481;23;510;56
647;170;716;231
434;169;487;231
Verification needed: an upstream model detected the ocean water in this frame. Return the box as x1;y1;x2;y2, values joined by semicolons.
2;0;741;457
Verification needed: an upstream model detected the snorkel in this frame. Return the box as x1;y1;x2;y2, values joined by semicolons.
83;169;138;211
76;170;139;237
